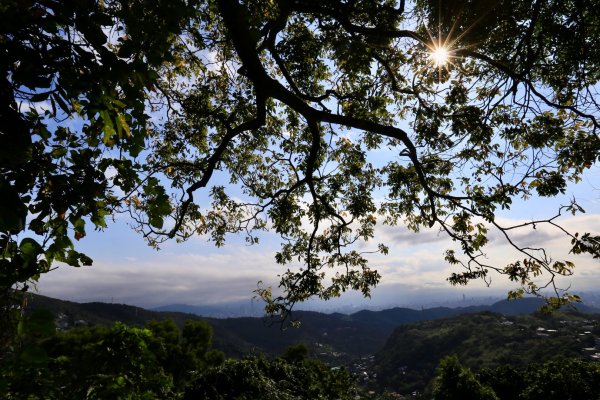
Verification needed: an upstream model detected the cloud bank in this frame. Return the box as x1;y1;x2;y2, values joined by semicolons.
36;212;600;309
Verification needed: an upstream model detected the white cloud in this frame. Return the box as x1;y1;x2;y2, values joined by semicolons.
35;205;600;309
37;241;282;307
367;212;600;293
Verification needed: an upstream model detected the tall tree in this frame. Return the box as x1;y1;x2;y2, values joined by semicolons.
2;0;600;319
433;355;498;400
0;0;198;331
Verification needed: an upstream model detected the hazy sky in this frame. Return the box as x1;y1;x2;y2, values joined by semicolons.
36;165;600;309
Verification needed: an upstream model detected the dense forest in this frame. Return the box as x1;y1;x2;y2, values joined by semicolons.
1;309;359;399
2;295;600;399
374;311;600;396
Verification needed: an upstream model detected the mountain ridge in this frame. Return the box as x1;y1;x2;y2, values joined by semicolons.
28;293;600;361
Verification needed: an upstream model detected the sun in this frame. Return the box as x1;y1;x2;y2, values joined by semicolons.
429;46;450;66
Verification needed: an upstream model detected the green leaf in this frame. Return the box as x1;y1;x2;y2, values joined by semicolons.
19;237;43;263
73;217;86;240
51;146;68;158
100;110;116;144
115;113;131;137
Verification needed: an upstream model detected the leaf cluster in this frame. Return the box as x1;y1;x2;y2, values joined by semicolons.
3;0;600;320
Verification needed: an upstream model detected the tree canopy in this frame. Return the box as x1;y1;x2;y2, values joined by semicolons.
2;0;600;318
1;316;358;399
435;356;600;400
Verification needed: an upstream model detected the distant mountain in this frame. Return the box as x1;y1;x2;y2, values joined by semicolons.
27;293;210;329
348;305;487;332
153;301;264;318
27;294;388;359
347;298;600;331
147;300;549;358
28;293;600;363
489;297;600;315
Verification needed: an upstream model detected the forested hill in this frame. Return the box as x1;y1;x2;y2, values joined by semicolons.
373;311;600;396
28;294;389;358
28;294;600;361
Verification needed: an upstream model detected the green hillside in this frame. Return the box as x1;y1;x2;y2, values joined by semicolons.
26;294;389;361
374;311;600;396
27;294;600;368
21;294;600;399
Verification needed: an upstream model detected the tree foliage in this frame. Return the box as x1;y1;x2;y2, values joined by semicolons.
0;316;359;400
3;321;179;399
373;311;599;395
1;317;228;399
439;357;600;400
0;0;199;320
3;0;600;319
184;356;357;400
432;355;498;400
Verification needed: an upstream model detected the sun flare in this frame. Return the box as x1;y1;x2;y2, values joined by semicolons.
429;46;450;66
